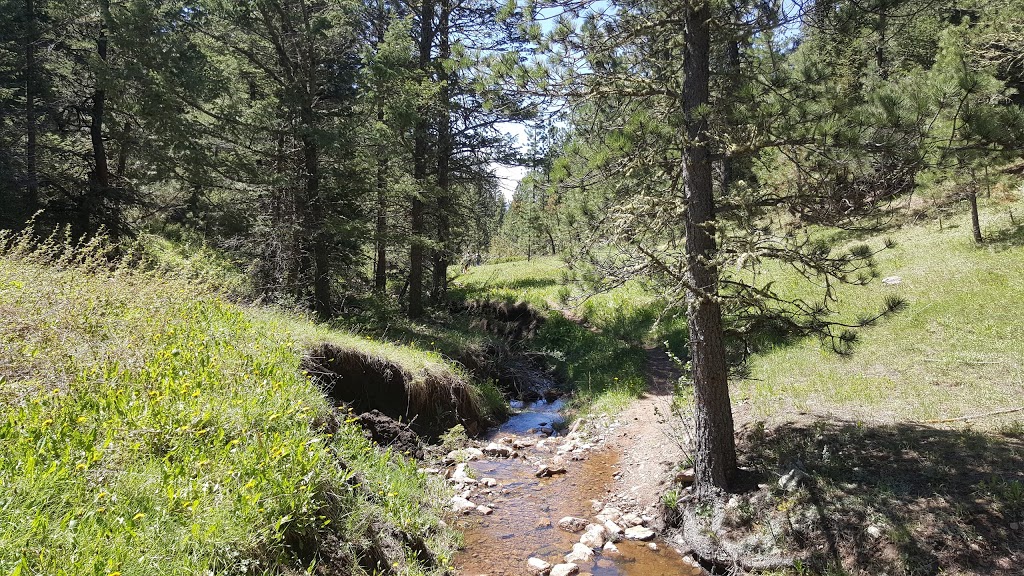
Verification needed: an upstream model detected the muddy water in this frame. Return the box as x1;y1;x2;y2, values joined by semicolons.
453;402;690;575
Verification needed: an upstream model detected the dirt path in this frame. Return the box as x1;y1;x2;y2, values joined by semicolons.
598;347;692;524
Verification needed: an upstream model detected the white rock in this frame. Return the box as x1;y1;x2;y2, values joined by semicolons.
882;276;902;285
475;505;493;515
557;516;589;533
483;442;512;457
620;512;643;527
603;520;623;541
624;526;655;541
647;542;658;551
564;542;594;563
444;447;484;463
602;541;619;554
480;477;498;487
450;496;476;514
778;468;809;492
596;506;622;523
550;563;580;576
452;463;475;483
580;525;606;549
527;557;552;575
867;525;883;538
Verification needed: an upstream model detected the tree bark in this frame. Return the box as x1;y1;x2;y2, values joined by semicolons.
89;1;122;240
431;0;452;304
409;0;434;318
683;0;737;495
969;190;983;243
374;125;389;293
25;0;38;214
373;3;388;295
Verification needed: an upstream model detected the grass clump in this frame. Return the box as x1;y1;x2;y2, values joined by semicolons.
0;233;457;575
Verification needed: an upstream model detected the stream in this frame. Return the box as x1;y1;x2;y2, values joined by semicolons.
450;399;696;575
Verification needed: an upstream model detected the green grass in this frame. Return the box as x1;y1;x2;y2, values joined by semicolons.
452;257;688;415
0;237;458;575
457;191;1024;430
739;193;1024;427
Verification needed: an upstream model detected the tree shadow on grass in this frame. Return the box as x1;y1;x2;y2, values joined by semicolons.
739;419;1024;575
986;223;1024;251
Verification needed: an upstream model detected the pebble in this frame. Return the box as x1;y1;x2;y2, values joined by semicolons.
451;496;476;514
536;462;567;477
564;542;594;563
580;525;605;549
557;516;589;533
602;541;619;554
483;442;512;458
475;505;493;515
602;520;623;541
778;468;809;492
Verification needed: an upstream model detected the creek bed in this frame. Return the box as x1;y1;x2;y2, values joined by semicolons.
452;401;692;575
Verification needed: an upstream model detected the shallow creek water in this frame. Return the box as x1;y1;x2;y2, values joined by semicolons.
452;400;691;575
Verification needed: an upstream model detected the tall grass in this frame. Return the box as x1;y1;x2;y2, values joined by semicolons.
0;231;457;575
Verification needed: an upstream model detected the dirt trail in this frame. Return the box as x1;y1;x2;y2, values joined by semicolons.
599;347;691;522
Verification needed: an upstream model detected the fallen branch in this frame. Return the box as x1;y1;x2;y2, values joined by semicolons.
923;406;1024;423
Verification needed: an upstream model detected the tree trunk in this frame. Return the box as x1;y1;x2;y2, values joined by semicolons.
683;0;737;495
969;191;983;243
374;136;388;293
876;13;888;80
409;0;434;318
25;0;38;214
372;4;388;295
431;0;452;304
90;3;113;238
298;0;331;320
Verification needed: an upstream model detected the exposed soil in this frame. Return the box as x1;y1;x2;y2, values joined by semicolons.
355;409;424;459
303;342;488;437
599;346;692;527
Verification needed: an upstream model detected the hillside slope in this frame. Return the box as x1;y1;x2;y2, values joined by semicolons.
0;240;465;576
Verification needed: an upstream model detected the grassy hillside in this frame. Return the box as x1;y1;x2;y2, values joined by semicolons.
0;237;464;575
741;199;1024;426
457;192;1024;430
